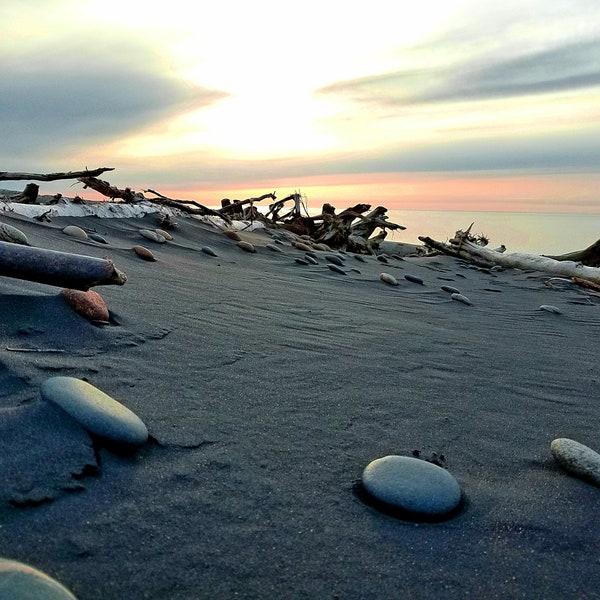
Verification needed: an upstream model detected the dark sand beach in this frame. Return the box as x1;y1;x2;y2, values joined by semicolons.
1;210;599;599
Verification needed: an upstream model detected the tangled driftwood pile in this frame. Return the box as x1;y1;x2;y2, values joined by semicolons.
1;167;406;254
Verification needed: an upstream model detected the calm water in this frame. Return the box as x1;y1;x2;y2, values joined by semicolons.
383;210;600;255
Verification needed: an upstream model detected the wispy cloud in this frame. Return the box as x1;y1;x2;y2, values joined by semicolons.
317;37;600;107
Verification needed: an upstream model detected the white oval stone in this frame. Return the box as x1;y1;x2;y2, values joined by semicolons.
62;225;88;240
362;455;461;517
539;305;561;314
155;228;173;241
379;272;398;286
40;377;148;446
550;438;600;485
139;229;166;243
451;293;472;305
0;559;77;599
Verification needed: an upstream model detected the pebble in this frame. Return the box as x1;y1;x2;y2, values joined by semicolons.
539;305;562;314
0;559;77;599
61;289;110;322
391;254;405;261
325;254;344;266
132;245;157;261
292;241;313;252
304;254;318;265
265;243;282;253
140;229;166;243
306;251;319;260
201;246;218;257
380;272;399;286
40;376;148;447
361;455;462;518
550;438;600;485
491;265;504;272
313;243;330;251
404;274;424;285
223;229;242;241
155;228;173;241
295;258;309;265
451;293;472;305
377;255;389;263
441;285;461;294
354;254;367;263
327;264;347;275
237;240;256;253
62;225;88;240
0;222;29;245
88;233;108;244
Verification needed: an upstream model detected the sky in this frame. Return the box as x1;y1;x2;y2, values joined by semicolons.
1;0;600;213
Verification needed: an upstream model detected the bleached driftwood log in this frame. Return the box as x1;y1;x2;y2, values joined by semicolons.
545;239;600;267
419;235;600;284
0;168;114;182
0;242;127;289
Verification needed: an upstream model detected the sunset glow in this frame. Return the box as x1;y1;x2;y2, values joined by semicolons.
1;0;599;213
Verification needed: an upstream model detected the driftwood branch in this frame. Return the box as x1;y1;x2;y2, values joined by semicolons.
78;176;141;202
419;235;600;284
545;239;600;268
144;189;230;221
0;167;114;182
219;192;276;215
0;242;127;289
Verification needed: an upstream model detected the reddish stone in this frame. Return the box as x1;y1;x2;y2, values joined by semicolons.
61;289;110;322
132;245;157;261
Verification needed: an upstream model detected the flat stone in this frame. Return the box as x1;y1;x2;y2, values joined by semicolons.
354;254;367;263
539;304;561;314
404;274;424;285
362;455;461;518
62;225;88;240
40;377;148;446
441;285;461;294
451;293;472;305
551;438;600;485
327;263;347;275
201;246;218;257
304;254;318;265
88;233;108;244
265;244;282;253
295;258;309;265
0;559;77;599
325;254;344;266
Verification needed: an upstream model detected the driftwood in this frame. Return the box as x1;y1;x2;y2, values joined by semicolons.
0;242;127;289
545;239;600;267
419;235;600;284
219;193;277;217
0;167;114;182
5;183;40;204
145;189;230;221
79;176;143;203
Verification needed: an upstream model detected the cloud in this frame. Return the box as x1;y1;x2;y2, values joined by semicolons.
318;37;600;108
0;38;229;158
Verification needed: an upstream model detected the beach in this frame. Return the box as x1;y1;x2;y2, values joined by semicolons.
0;209;599;599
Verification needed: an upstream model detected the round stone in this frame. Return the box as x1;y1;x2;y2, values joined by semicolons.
40;377;148;446
551;438;600;485
362;455;462;517
0;559;77;599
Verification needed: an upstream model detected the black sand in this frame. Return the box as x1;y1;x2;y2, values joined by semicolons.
0;211;599;599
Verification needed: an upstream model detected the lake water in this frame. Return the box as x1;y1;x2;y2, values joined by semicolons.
382;210;600;255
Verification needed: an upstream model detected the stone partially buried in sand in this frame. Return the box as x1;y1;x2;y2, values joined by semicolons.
0;222;29;245
550;438;600;486
361;455;462;518
0;559;77;599
61;289;110;322
133;245;157;261
40;377;148;447
62;225;88;240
